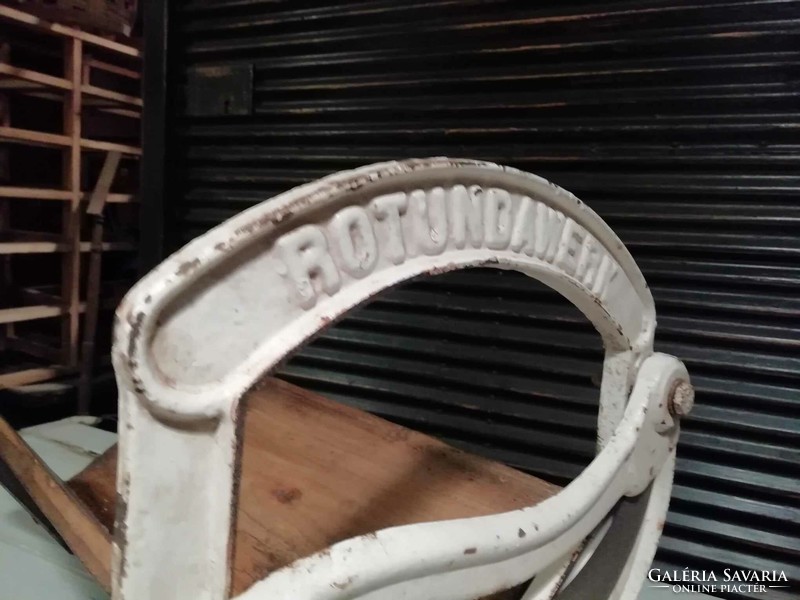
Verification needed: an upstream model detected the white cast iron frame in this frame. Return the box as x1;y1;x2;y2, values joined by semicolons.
111;158;691;600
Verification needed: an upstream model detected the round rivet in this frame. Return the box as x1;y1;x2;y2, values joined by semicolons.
669;380;694;417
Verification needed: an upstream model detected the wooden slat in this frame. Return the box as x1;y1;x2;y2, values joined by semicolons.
0;63;71;90
86;58;140;80
87;151;121;215
0;89;140;121
0;231;11;342
0;128;140;155
61;37;81;367
0;305;61;324
0;416;112;589
79;151;121;413
0;186;73;200
0;5;140;58
0;367;62;389
98;192;135;203
0;235;62;253
69;378;558;598
81;138;141;155
0;240;60;253
0;125;70;147
0;65;10;344
94;107;141;120
82;84;142;108
0;80;40;90
0;187;134;202
0;90;62;102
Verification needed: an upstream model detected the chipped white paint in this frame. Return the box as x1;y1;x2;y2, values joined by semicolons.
111;159;690;600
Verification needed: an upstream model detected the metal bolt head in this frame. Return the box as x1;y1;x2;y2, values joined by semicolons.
669;381;694;417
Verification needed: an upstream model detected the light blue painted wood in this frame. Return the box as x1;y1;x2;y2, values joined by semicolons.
0;418;114;600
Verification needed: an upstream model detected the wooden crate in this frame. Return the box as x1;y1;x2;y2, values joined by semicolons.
0;4;140;398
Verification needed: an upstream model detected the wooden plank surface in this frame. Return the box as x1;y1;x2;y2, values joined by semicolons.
81;85;143;108
86;58;141;80
86;151;121;215
70;377;559;597
0;186;73;200
0;63;72;90
0;188;134;202
0;417;112;588
0;367;63;389
60;37;81;368
0;304;62;324
80;138;141;155
79;151;121;413
0;125;71;147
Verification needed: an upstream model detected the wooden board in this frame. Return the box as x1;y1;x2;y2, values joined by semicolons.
69;377;560;597
0;366;63;389
0;416;112;586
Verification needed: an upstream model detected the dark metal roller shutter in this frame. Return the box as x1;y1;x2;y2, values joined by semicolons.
148;2;800;598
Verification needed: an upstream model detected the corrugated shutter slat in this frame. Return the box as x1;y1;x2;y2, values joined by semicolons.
163;2;800;598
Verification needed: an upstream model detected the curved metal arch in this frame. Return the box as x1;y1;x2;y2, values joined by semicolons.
111;159;679;600
116;158;655;422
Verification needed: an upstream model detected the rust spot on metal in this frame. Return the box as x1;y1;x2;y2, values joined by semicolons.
273;487;303;505
331;577;354;590
214;241;228;252
272;210;294;225
464;547;478;555
229;420;245;581
425;263;458;277
113;487;130;590
131;377;145;395
176;258;201;276
127;311;145;364
518;528;526;538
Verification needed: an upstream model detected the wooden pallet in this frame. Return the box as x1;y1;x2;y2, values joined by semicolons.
0;5;140;395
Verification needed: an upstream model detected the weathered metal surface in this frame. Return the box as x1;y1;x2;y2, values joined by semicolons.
145;6;800;593
668;381;695;418
113;159;689;599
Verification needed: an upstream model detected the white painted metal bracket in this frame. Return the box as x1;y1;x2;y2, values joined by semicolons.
111;158;692;600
